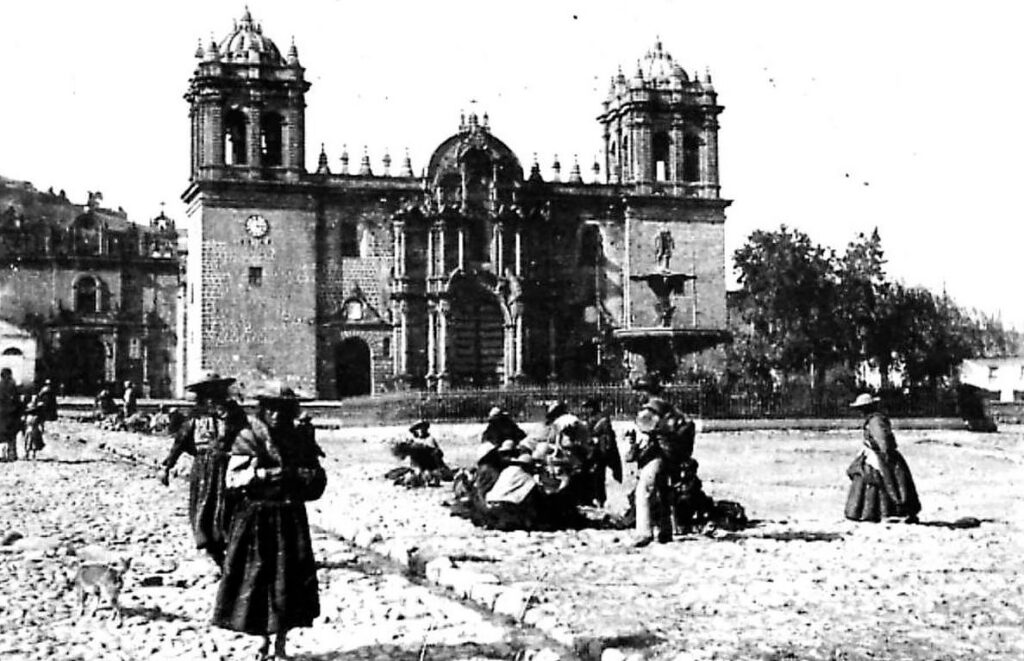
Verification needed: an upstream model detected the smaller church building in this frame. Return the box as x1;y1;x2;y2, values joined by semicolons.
183;10;731;398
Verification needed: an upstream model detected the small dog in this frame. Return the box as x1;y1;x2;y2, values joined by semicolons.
75;557;132;623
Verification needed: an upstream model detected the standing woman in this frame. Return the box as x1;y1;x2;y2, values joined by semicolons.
214;382;326;661
845;394;922;523
159;371;249;565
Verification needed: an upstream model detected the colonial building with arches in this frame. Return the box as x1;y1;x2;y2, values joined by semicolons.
183;10;730;398
0;178;181;395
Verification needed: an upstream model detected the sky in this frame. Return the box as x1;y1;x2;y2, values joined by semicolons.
2;1;1023;326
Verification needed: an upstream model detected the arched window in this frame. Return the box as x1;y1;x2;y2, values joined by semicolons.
653;132;671;182
683;134;701;182
224;109;247;166
2;347;23;356
74;276;100;312
261;112;283;166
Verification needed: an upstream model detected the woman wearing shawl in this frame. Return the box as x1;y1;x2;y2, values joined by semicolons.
213;382;326;660
845;394;921;523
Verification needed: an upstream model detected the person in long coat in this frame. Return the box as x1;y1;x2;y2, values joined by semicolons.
0;368;22;461
159;371;248;565
845;394;921;523
581;397;622;507
213;382;326;661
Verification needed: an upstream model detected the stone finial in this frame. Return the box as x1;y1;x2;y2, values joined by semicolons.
569;155;583;183
359;147;373;176
206;35;221;61
195;39;205;59
287;37;300;66
340;145;350;175
382;150;392;176
592;158;601;181
551;155;561;182
529;154;543;182
401;149;413;177
482;112;490;130
459;110;466;132
316;143;330;175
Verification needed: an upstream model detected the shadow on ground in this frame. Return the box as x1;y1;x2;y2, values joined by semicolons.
122;605;194;623
296;641;526;661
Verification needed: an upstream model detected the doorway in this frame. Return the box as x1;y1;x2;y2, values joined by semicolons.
335;337;372;398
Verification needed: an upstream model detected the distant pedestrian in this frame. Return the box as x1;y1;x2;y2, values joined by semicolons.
37;379;58;422
121;381;138;418
159;370;248;566
213;381;326;661
845;394;921;523
0;368;22;461
21;397;46;460
94;388;118;417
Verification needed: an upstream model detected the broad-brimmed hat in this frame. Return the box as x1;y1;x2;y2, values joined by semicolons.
185;370;236;393
850;393;880;409
409;420;431;434
487;406;506;421
252;380;312;402
642;397;672;418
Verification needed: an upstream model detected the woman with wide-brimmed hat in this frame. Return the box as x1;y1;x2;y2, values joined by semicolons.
213;381;326;661
844;394;921;523
159;370;249;566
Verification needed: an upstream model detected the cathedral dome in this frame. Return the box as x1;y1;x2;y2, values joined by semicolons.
640;39;688;87
426;112;523;186
218;9;284;65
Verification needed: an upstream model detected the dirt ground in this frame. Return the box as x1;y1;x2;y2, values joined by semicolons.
312;421;1024;660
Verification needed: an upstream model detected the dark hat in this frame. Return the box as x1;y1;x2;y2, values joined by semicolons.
642;397;672;418
545;401;568;424
185;369;236;392
850;393;880;409
252;380;312;402
632;375;663;395
409;419;430;434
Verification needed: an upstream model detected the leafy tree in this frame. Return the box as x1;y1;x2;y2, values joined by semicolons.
733;225;842;387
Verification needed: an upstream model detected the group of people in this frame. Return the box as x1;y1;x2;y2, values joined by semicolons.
0;368;57;462
158;370;326;661
448;398;624;532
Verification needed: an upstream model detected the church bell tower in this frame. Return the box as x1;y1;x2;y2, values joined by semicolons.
186;8;309;182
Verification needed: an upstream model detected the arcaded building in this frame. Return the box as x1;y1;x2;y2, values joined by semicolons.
183;10;730;398
0;178;181;395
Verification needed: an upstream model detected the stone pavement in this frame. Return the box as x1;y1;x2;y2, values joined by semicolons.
0;423;573;661
58;419;1024;660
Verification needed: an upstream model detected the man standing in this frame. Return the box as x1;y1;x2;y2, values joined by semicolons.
122;380;138;418
0;368;21;461
159;371;248;566
581;397;622;508
37;379;58;422
626;395;695;547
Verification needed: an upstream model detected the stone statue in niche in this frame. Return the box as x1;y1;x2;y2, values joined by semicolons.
654;230;674;270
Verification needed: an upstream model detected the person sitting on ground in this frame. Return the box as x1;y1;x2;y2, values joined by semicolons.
480;407;527;446
95;388;118;418
845;393;921;523
387;420;453;487
482;451;545;530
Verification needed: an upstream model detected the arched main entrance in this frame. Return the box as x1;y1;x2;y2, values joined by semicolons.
335;337;372;398
55;333;107;395
448;278;505;386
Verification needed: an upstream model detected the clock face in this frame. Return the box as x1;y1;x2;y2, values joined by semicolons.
245;214;269;239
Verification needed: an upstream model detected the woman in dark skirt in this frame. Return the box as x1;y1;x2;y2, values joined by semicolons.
213;382;326;661
159;370;249;565
845;394;921;523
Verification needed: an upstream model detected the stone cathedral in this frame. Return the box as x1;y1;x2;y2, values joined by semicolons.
183;10;730;398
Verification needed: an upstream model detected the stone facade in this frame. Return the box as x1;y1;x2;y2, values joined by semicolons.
183;11;731;397
0;178;181;395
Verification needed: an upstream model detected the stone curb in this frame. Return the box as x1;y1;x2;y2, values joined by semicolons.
316;520;648;661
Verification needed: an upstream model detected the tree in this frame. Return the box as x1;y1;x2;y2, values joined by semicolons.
733;226;842;387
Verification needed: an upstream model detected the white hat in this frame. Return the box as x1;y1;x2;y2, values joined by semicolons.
850;393;880;408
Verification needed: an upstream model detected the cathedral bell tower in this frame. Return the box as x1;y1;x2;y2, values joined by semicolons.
598;40;721;198
186;8;309;181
